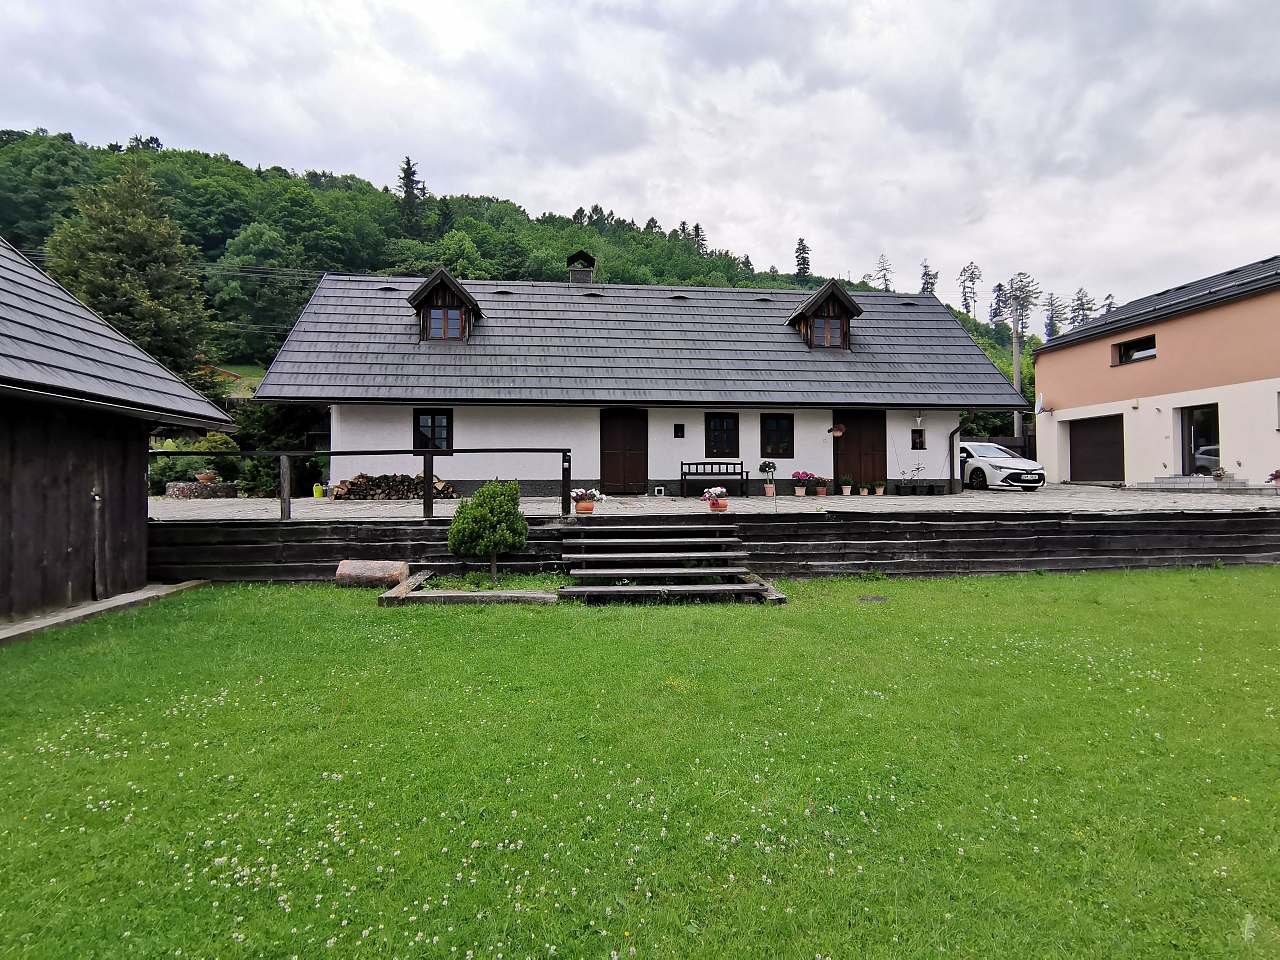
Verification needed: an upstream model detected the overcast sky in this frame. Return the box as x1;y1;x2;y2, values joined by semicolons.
5;0;1280;314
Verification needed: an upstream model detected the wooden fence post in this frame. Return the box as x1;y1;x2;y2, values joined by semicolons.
423;453;434;519
561;451;571;516
278;454;291;521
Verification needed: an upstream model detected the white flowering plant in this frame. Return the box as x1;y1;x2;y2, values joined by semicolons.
700;486;729;501
570;488;607;503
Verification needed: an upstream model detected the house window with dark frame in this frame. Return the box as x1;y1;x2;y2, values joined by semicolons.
911;428;926;450
413;408;453;455
673;423;685;439
705;412;739;458
760;413;794;458
1113;334;1156;365
810;300;846;348
418;286;468;341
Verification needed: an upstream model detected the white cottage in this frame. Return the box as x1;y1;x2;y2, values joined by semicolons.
257;254;1026;494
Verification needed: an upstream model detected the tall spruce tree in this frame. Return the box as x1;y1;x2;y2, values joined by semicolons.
919;259;939;294
873;253;893;291
1005;271;1041;437
958;261;982;316
396;156;423;238
691;222;707;255
1102;293;1116;314
794;237;811;278
45;162;212;380
1042;291;1066;339
1068;287;1097;326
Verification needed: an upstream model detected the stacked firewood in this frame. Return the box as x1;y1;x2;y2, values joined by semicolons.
330;473;459;500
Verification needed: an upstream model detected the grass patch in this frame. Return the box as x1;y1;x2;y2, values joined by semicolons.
2;567;1278;957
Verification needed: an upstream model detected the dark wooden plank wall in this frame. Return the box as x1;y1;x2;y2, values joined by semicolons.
1;399;150;621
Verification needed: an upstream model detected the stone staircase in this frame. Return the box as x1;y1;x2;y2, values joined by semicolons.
558;523;781;603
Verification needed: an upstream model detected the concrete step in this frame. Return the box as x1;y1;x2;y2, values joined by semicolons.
563;537;743;548
559;582;769;601
565;524;737;535
568;566;751;579
572;551;750;563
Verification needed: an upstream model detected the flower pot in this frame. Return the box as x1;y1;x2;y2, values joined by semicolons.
794;487;806;496
195;472;217;485
763;483;776;497
859;487;869;496
875;487;885;496
575;501;595;514
815;487;828;496
841;485;852;496
708;498;728;512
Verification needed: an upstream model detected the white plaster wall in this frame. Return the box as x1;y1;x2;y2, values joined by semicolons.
330;405;600;483
1035;375;1280;484
330;404;965;487
885;409;960;482
644;408;833;481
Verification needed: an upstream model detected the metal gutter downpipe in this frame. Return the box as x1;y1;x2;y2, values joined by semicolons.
947;417;966;493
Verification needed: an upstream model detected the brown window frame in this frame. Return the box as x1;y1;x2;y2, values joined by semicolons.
705;412;740;458
419;287;469;341
413;408;454;455
808;299;847;348
760;413;794;458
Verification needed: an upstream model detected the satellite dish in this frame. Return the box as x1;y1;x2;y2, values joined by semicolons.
1034;392;1045;415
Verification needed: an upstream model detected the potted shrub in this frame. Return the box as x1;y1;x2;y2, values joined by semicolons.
838;475;853;496
874;479;886;496
571;488;606;514
1212;466;1228;481
759;460;778;497
791;470;812;496
1268;468;1280;491
701;486;729;512
814;476;829;496
859;479;870;496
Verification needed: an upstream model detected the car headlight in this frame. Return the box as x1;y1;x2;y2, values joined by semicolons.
991;463;1018;471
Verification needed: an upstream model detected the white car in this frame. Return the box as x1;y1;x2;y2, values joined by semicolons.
959;442;1046;491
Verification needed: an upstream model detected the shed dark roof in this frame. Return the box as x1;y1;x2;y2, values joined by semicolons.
0;236;234;430
1038;254;1280;353
257;274;1027;409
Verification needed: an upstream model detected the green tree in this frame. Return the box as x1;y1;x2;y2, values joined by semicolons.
873;253;893;291
205;222;313;364
795;237;811;278
1042;291;1066;339
957;261;982;316
919;258;938;294
45;161;212;379
1069;287;1097;327
396;156;424;238
0;131;92;247
447;480;529;582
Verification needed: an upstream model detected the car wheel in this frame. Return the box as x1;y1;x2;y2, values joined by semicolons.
970;468;988;490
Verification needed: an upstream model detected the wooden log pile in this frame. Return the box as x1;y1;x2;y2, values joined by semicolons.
330;473;459;500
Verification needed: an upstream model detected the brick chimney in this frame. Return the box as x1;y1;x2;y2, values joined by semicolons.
567;250;596;284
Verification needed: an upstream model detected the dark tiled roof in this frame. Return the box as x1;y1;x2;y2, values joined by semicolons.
257;274;1027;408
0;236;234;429
1039;254;1280;353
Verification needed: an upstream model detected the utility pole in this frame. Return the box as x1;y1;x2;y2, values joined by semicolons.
1012;332;1023;438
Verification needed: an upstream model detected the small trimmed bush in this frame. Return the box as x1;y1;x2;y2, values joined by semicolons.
447;480;529;582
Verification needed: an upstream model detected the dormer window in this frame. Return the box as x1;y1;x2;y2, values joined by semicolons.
427;304;465;340
785;278;861;349
812;300;845;348
407;268;482;343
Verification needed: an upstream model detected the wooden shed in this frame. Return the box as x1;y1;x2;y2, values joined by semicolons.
0;236;234;622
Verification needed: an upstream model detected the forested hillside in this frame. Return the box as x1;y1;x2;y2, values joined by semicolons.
0;128;1051;432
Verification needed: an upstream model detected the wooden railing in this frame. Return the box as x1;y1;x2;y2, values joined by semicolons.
148;447;574;518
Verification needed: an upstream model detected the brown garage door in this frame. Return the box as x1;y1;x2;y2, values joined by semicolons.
1069;415;1125;482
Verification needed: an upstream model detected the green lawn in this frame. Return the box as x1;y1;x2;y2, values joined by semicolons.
219;364;265;398
2;569;1278;958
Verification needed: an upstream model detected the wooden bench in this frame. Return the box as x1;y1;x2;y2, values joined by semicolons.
680;461;750;497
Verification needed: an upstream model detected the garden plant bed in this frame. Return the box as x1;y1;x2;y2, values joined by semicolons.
2;569;1279;956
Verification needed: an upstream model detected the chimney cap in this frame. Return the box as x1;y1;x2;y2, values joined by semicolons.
566;249;596;269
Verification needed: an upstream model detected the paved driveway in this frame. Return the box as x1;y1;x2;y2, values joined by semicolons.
149;483;1280;521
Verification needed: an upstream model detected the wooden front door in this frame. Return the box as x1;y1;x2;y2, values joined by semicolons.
833;409;887;484
600;408;648;494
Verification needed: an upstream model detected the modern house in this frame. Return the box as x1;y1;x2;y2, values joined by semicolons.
0;236;233;621
257;256;1027;494
1034;256;1280;486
